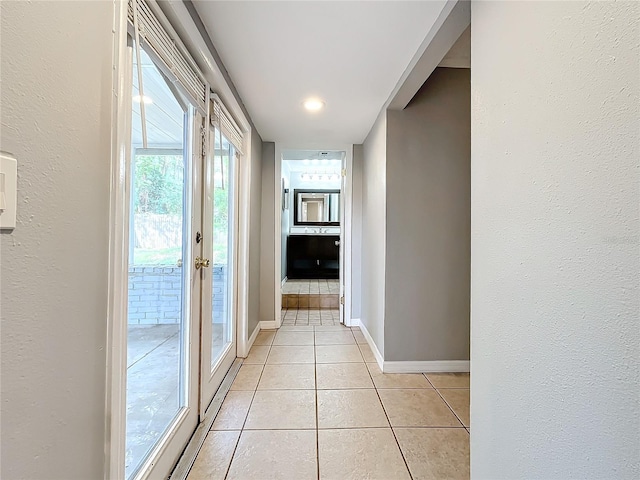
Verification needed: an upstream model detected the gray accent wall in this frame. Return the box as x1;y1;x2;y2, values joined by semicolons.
0;1;113;477
361;111;387;355
351;145;364;320
247;129;264;336
259;142;276;322
385;68;470;362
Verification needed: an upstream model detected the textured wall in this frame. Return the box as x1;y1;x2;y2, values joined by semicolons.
385;67;470;362
361;111;387;354
0;1;113;478
471;1;640;478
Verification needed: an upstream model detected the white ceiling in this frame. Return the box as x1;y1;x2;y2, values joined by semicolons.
193;1;448;145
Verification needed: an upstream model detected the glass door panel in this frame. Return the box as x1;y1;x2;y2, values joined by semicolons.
125;46;193;479
200;125;237;411
211;128;234;368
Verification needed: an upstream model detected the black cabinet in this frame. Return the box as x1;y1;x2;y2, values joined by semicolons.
287;235;339;279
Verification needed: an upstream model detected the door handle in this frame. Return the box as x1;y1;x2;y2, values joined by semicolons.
195;256;210;269
335;240;340;246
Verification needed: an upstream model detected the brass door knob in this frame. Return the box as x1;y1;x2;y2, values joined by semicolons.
195;256;210;269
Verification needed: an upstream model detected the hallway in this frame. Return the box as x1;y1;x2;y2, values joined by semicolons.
186;321;470;479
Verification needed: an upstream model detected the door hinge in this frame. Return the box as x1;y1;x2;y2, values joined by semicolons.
340;296;345;305
200;125;207;157
341;168;347;177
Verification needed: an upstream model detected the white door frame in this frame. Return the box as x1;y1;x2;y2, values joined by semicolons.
273;144;354;327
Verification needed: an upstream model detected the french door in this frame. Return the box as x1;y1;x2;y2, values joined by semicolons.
122;41;238;479
199;126;238;409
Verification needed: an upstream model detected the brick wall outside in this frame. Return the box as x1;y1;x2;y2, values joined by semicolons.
128;265;227;324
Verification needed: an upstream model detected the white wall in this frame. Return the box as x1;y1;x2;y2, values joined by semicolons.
471;2;639;478
0;1;113;478
360;111;387;354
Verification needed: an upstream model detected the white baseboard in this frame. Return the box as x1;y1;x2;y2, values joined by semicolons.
347;317;360;328
260;320;278;330
357;321;384;371
383;360;470;374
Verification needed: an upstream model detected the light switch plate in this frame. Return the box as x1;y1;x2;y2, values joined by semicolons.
0;153;17;229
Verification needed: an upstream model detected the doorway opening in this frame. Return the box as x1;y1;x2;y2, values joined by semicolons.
276;149;352;327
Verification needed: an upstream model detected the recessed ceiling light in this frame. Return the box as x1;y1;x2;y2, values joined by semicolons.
133;95;153;104
303;98;325;112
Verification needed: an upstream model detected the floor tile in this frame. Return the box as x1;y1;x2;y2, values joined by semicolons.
267;345;315;364
253;330;276;346
227;430;317;480
425;372;470;388
316;345;363;363
245;390;316;430
314;325;349;331
317;389;388;428
352;330;367;344
258;364;316;390
278;325;314;331
378;389;462;427
315;331;356;345
186;430;240;480
230;364;263;391
318;428;410;480
273;331;315;346
243;345;270;364
439;389;470;427
367;362;432;389
394;428;470;480
211;391;253;430
358;343;377;362
316;363;373;389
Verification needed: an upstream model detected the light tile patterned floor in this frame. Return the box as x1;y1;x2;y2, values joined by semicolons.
187;322;470;480
282;279;340;295
281;308;340;326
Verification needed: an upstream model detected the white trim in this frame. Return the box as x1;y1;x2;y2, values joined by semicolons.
281;276;288;288
235;128;252;359
342;148;353;326
105;3;131;477
383;360;470;374
260;320;279;330
358;320;384;371
349;318;361;328
242;322;262;358
274;145;283;328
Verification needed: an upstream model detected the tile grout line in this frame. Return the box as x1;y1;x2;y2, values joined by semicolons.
422;374;468;431
222;337;273;480
366;356;415;480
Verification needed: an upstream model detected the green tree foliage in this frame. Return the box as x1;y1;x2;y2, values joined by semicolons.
134;154;184;214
